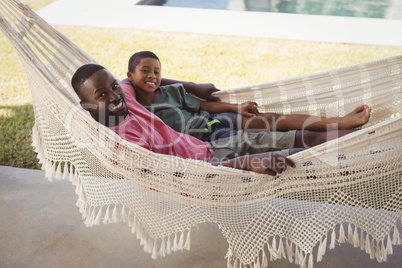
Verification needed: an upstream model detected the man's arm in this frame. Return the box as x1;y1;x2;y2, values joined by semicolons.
160;78;220;101
121;77;220;101
212;152;296;176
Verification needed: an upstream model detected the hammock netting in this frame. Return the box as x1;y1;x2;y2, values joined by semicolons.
1;1;401;267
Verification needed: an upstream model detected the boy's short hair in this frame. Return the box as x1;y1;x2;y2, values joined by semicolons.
71;64;105;94
128;51;160;72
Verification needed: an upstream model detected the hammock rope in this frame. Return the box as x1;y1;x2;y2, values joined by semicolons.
1;1;401;267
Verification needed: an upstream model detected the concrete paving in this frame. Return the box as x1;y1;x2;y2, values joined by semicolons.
36;0;402;46
1;165;402;268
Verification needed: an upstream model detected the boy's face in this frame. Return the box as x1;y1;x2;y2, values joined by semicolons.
78;69;128;127
127;57;161;93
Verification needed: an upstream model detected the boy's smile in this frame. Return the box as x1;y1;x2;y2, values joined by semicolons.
79;69;128;127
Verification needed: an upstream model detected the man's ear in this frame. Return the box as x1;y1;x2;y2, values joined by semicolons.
80;100;91;112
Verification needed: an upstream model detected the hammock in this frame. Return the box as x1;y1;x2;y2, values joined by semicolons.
1;1;401;267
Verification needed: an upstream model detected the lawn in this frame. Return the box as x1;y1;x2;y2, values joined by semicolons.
1;1;401;169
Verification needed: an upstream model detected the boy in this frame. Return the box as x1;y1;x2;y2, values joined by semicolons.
126;51;371;143
71;64;301;175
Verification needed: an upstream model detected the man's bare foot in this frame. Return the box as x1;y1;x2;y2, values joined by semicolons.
339;105;371;129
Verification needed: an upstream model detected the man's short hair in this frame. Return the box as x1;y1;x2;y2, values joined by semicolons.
71;64;105;94
128;51;160;72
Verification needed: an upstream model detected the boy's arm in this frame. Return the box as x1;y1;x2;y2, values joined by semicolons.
200;101;259;117
212;152;296;176
160;78;220;101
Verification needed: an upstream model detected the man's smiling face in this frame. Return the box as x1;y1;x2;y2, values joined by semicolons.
78;69;128;127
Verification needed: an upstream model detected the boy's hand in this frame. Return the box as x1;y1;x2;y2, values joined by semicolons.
239;101;259;117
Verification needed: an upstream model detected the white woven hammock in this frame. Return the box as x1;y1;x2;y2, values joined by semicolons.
1;1;402;267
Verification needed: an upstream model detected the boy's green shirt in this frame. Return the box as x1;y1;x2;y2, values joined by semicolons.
140;83;210;139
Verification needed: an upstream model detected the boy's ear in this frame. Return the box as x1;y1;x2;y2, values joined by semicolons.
127;71;133;81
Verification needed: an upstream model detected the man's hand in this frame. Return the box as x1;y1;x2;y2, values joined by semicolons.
245;153;295;176
188;83;220;102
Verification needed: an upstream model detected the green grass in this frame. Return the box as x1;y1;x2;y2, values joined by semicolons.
1;1;402;169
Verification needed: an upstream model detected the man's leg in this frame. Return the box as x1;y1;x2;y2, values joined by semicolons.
294;129;356;148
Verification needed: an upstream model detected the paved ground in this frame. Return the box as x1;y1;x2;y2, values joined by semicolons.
36;0;402;46
1;165;402;268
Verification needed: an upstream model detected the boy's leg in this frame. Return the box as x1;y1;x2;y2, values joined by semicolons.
294;129;356;148
242;105;371;131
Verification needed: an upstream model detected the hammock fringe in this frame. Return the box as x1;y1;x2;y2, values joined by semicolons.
226;223;402;268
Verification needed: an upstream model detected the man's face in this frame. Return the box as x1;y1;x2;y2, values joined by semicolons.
79;69;128;127
127;57;162;93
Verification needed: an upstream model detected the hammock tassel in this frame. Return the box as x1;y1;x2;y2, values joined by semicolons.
339;224;346;243
55;162;62;180
172;233;178;252
178;231;185;251
62;163;69;180
131;216;138;234
69;164;75;183
308;253;314;268
294;246;300;266
127;210;133;227
253;254;260;268
84;207;96;227
184;229;191;250
102;205;111;225
158;237;166;258
120;205;128;222
300;251;307;268
277;237;285;259
93;206;103;225
267;236;278;261
44;160;54;181
370;238;375;259
111;205;118;223
151;239;158;259
261;249;268;268
347;223;353;245
166;235;172;255
386;234;393;255
74;179;81;195
329;228;336;249
317;234;327;262
365;233;371;255
225;248;233;268
375;240;383;263
359;229;365;250
286;239;294;263
49;161;56;181
353;226;359;247
393;225;402;245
